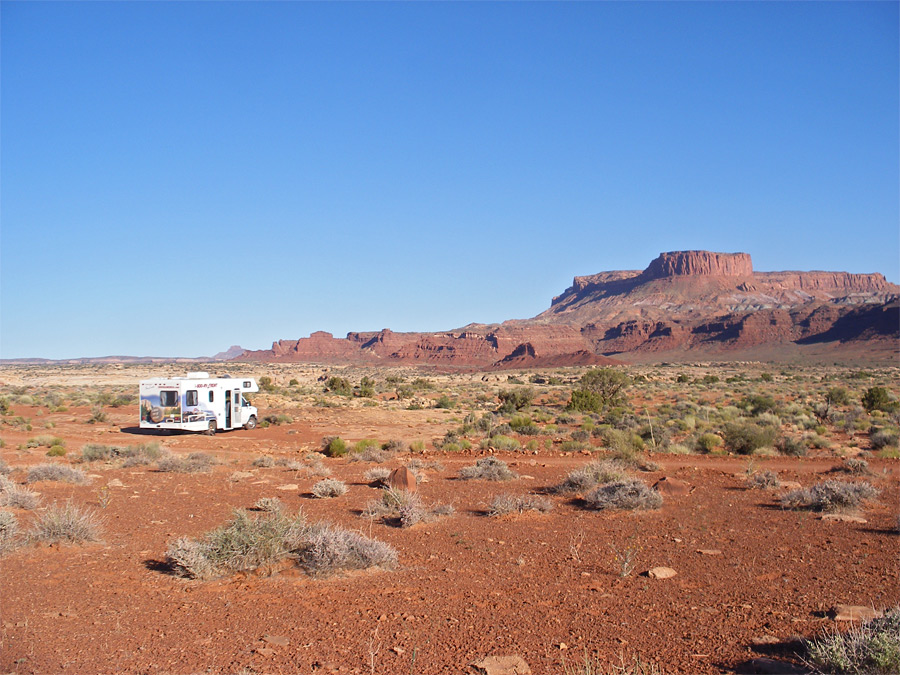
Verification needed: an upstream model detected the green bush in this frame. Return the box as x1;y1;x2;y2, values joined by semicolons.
324;377;352;396
862;387;899;413
777;435;808;457
497;388;535;413
696;433;723;453
723;422;777;455
321;437;347;457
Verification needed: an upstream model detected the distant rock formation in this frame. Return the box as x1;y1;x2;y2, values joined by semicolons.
238;251;899;366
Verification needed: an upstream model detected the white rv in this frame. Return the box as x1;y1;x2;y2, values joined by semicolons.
139;372;259;434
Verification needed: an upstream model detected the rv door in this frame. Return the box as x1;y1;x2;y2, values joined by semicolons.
232;391;241;427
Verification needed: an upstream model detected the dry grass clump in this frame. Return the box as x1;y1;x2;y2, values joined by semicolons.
82;442;163;466
167;509;308;580
554;460;628;494
157;452;214;473
0;510;19;554
806;606;900;674
459;457;517;482
0;475;40;510
166;509;397;580
746;470;780;490
488;493;553;517
120;443;165;467
296;523;398;576
251;456;275;468
254;497;284;513
311;478;348;499
834;458;872;476
0;459;11;475
363;467;392;487
362;488;454;528
781;480;879;513
26;464;89;485
583;479;663;511
30;502;102;544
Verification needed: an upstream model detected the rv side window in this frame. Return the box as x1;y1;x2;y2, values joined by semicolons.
243;381;252;388
185;390;198;406
209;391;214;403
160;391;178;407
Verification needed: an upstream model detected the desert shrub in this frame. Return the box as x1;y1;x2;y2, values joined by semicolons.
746;470;780;490
695;432;723;453
777;435;809;457
81;444;118;462
119;442;164;467
26;435;65;450
488;494;553;517
486;435;521;452
0;510;19;554
871;429;899;450
254;497;284;513
826;387;852;406
0;477;40;510
157;453;214;473
263;413;293;426
363;467;392;487
836;458;871;476
296;523;398;576
252;456;275;468
30;502;101;544
321;436;347;457
26;464;88;485
349;440;388;463
584;479;662;511
806;606;900;675
311;478;347;499
743;394;778;416
509;415;540;435
570;428;591;442
497;388;535;413
434;394;455;409
554;460;628;494
166;508;308;579
258;376;276;393
459;457;517;481
46;446;66;457
781;480;879;513
862;387;899;413
0;460;10;476
357;376;375;398
382;439;407;453
723;422;777;455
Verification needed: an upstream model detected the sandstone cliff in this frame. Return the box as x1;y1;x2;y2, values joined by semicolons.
239;250;899;367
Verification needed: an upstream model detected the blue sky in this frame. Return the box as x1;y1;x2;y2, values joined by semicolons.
2;1;897;359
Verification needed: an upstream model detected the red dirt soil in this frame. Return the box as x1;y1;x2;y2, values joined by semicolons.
1;405;898;675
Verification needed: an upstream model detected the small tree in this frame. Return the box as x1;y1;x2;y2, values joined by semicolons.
862;387;899;413
497;388;534;414
568;368;630;413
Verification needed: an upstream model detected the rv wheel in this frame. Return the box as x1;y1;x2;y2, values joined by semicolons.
205;421;217;436
244;416;257;430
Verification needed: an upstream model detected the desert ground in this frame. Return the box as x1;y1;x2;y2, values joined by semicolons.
1;362;898;675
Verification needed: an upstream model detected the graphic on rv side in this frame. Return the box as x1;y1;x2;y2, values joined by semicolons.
139;373;259;434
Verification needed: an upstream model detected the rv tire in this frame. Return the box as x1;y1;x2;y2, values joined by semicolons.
205;421;217;436
244;416;257;430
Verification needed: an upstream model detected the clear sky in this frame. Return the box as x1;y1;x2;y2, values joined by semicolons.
2;1;898;359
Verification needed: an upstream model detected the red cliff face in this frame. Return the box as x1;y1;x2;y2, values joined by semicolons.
239;251;899;367
642;251;754;279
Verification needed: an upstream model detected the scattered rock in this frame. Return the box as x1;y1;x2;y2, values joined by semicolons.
831;605;883;621
106;479;124;488
697;549;722;556
254;647;276;657
230;471;254;481
470;655;531;675
779;481;802;490
820;514;867;524
263;635;289;647
388;467;417;492
652;477;693;496
276;484;299;491
647;566;678;579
